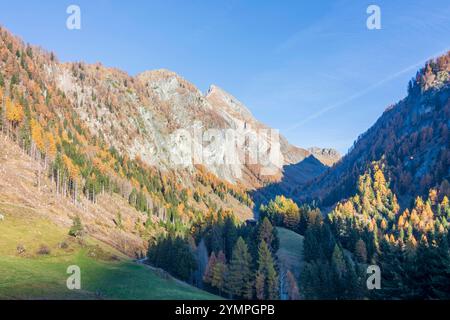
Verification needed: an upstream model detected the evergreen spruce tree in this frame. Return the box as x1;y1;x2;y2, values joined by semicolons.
210;224;224;254
355;239;368;263
410;237;450;299
223;216;238;261
330;244;347;297
255;271;265;300
256;240;279;300
171;237;197;281
225;237;254;299
373;239;405;299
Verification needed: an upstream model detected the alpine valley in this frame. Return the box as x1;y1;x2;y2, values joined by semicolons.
0;25;449;300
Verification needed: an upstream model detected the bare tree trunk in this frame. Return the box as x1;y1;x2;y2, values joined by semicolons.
56;170;60;196
50;168;53;192
37;166;41;192
74;181;77;205
63;175;67;198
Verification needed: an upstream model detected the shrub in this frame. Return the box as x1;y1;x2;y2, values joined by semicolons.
37;244;51;255
87;245;111;261
16;244;26;255
58;241;69;249
69;216;84;238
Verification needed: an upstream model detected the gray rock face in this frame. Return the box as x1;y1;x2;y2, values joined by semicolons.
50;63;336;188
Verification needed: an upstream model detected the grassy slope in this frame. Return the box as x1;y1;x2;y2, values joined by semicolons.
276;227;304;280
0;203;219;300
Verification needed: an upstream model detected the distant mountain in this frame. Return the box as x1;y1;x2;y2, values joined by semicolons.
307;147;341;167
47;45;335;190
0;26;339;255
295;52;450;207
204;84;339;186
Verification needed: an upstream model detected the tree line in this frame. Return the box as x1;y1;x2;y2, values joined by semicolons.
147;211;286;300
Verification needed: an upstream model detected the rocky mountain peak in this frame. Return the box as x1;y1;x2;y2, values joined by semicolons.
206;84;254;122
307;147;341;166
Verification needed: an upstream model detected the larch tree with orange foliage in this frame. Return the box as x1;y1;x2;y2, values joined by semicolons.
30;119;45;156
5;97;24;138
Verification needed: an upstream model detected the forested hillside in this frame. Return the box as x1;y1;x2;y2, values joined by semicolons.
0;25;292;300
1;24;449;301
0;25;257;256
296;52;450;207
256;53;450;299
259;162;450;299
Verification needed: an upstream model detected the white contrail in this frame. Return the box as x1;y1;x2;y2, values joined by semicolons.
285;48;450;132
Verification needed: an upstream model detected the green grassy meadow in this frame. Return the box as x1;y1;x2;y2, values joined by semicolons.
276;227;304;280
0;203;219;300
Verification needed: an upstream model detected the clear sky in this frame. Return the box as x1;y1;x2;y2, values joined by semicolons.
0;0;449;154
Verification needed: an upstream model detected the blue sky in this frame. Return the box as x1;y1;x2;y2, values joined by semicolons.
0;0;449;154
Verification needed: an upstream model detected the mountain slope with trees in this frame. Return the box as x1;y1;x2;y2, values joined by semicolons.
295;52;450;208
0;25;315;300
1;24;449;300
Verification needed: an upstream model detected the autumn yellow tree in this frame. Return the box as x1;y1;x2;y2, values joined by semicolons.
6;98;24;127
63;155;79;181
30;119;45;154
428;189;438;205
5;98;24;139
44;131;57;159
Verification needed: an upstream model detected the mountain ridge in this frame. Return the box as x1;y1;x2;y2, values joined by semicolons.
0;25;338;257
294;52;450;207
53;49;339;188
